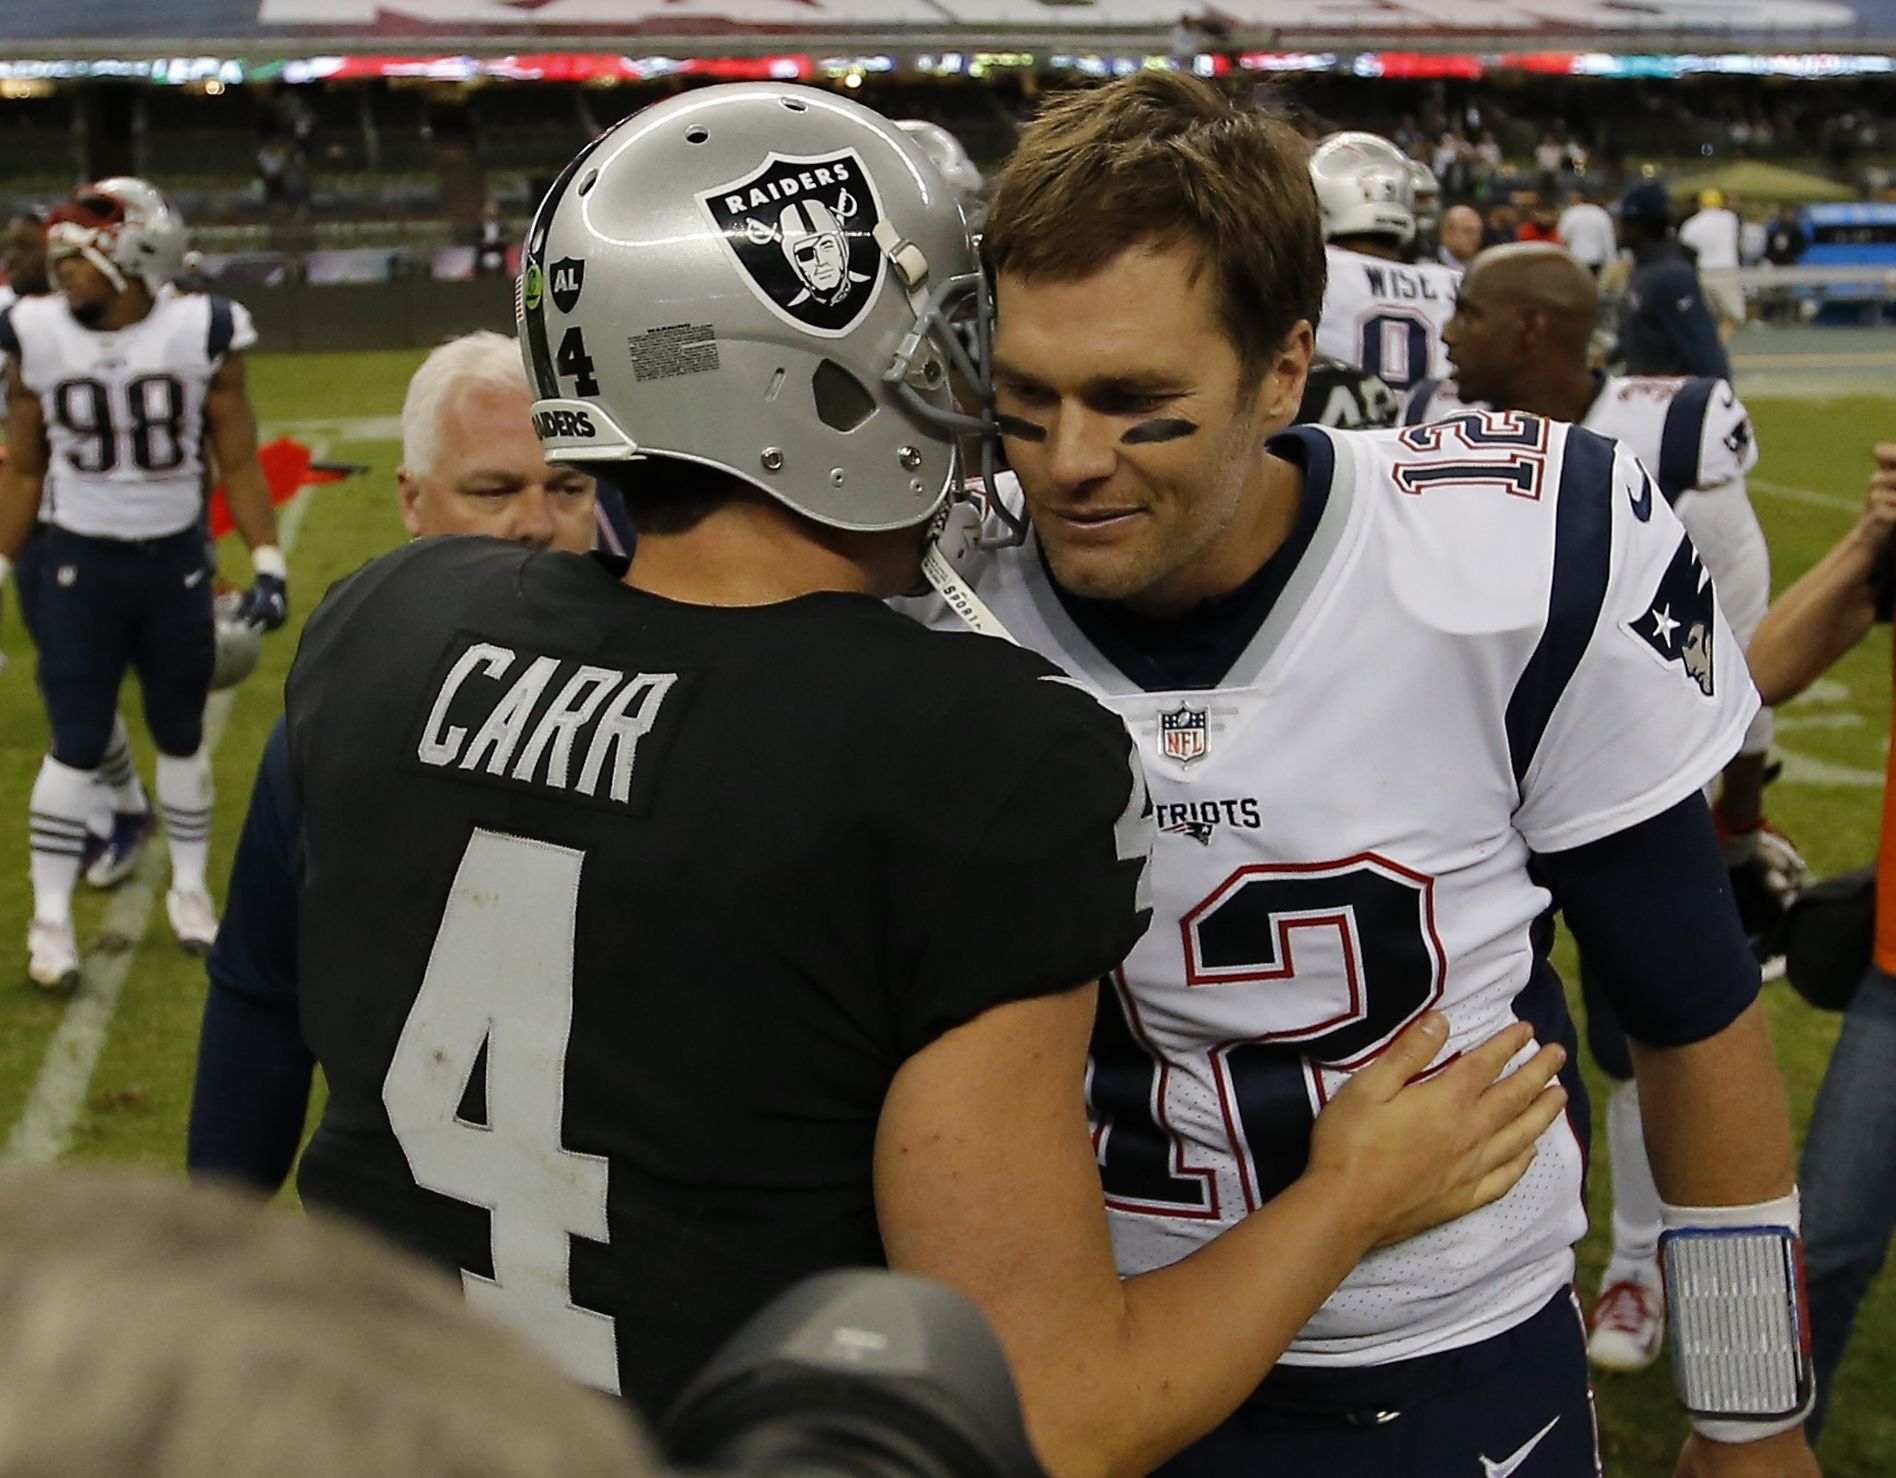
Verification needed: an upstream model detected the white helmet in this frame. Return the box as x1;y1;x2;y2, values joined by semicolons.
518;83;1003;538
45;177;188;294
1309;133;1417;245
893;119;985;207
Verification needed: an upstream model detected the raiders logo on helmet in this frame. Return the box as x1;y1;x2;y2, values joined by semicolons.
699;150;885;337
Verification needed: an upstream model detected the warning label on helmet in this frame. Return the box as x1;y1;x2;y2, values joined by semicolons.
629;323;720;382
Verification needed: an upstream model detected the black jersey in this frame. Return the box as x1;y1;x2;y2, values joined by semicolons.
286;536;1152;1416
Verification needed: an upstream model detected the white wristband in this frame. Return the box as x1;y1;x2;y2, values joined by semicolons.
1662;1189;1801;1237
1662;1191;1813;1443
250;545;288;581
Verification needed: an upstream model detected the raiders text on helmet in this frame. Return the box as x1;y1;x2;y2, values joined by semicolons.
517;84;1000;536
1310;133;1418;245
44;178;189;294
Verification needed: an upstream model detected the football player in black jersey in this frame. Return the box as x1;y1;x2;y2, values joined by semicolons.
284;84;1566;1473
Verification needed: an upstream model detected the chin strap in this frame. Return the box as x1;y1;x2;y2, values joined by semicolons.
920;500;1017;644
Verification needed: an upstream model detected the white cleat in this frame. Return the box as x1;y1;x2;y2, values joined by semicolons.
26;918;80;991
166;886;219;957
1587;1261;1666;1373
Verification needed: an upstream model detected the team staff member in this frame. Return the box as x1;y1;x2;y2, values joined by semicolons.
1747;443;1896;1441
278;86;1564;1473
929;73;1816;1476
187;331;601;1191
1616;180;1731;379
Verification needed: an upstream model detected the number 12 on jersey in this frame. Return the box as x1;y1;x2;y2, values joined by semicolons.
1089;855;1446;1218
383;828;620;1393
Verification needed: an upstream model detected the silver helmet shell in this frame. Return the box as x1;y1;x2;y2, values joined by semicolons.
518;84;996;536
1309;132;1417;245
210;591;264;691
46;177;189;294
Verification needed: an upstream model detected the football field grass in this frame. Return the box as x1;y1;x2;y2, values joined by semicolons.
0;349;1889;1473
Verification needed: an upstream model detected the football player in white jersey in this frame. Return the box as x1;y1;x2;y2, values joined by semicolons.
2;206;159;895
1310;132;1459;392
927;73;1817;1477
1410;241;1795;1377
0;180;288;987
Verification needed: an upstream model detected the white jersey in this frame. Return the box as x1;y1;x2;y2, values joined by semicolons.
1316;244;1458;391
1405;374;1771;756
911;416;1757;1365
0;286;256;541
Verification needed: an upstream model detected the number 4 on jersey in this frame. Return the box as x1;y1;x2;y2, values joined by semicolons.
383;828;619;1393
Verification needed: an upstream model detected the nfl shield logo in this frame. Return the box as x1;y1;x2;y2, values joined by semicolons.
1159;703;1209;764
698;149;886;338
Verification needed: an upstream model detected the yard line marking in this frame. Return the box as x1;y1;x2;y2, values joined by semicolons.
1749;477;1862;514
1773;744;1885;790
1784;678;1854;708
268;414;404;442
1774;712;1866;732
3;483;324;1166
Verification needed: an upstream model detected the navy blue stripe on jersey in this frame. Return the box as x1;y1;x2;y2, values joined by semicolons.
1656;376;1719;505
1513;950;1592;1177
1047;427;1333;692
0;305;18;362
207;296;237;359
1503;425;1616;787
1402;378;1441;426
1535;791;1761;1048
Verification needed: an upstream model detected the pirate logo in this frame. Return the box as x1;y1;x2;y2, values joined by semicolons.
699;150;885;337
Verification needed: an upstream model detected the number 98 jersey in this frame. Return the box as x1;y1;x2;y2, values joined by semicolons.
917;418;1759;1368
0;287;255;540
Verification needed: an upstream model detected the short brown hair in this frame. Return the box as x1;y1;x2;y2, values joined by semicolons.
0;1171;656;1478
984;73;1325;376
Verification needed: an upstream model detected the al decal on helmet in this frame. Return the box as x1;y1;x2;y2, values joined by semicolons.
699;150;886;337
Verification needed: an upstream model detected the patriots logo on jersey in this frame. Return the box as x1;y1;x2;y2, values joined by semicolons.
1163;819;1217;845
1626;533;1717;697
1159;703;1209;764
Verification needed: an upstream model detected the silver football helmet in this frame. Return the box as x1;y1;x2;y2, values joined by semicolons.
210;590;264;691
1309;133;1417;245
518;84;1004;539
45;177;189;294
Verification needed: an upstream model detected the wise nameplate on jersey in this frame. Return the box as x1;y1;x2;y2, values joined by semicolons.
698;149;885;337
406;633;682;813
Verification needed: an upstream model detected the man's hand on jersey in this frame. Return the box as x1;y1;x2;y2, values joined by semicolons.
1675;1428;1820;1477
1306;1014;1567;1250
237;573;289;632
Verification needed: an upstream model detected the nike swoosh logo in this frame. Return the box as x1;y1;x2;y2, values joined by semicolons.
1481;1415;1560;1477
1676;296;1694;312
1629;472;1654;522
183;567;207;588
